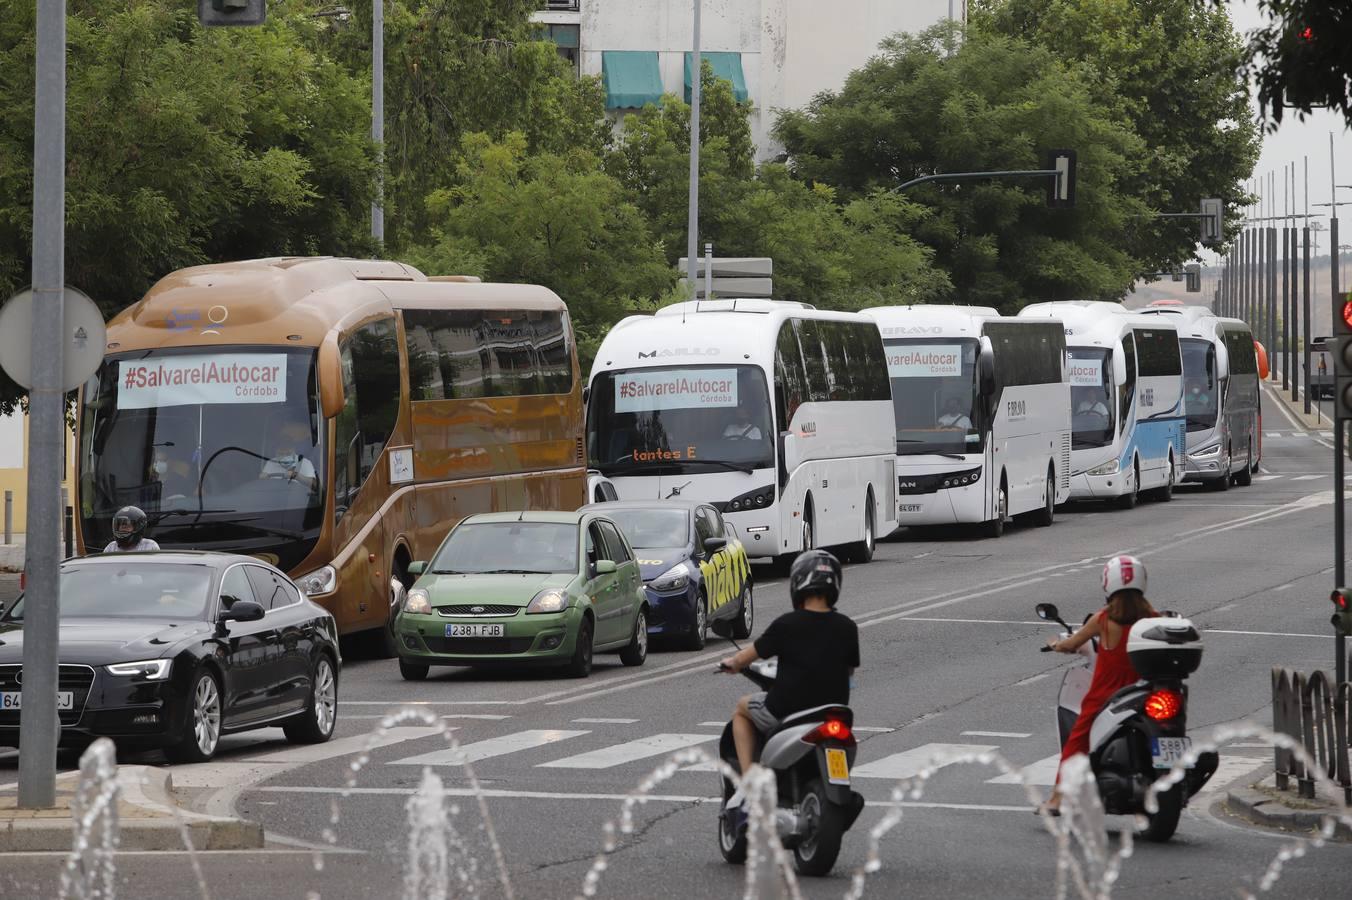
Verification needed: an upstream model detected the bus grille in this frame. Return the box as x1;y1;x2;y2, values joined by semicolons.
0;664;95;727
1059;434;1072;491
423;637;536;655
576;437;585;462
436;605;521;617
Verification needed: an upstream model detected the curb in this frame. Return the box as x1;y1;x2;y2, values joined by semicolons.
1225;784;1352;842
0;766;263;853
1262;380;1331;436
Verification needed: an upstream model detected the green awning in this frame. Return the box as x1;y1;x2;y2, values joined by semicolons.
602;51;663;110
684;52;748;104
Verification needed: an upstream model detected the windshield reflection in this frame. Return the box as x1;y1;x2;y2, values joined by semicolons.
884;339;981;455
600;509;688;549
1181;339;1218;433
1068;348;1113;448
432;523;578;574
5;563;213;621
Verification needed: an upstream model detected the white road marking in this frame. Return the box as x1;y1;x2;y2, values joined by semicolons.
1265;431;1281;438
851;743;998;781
963;731;1032;739
1291;474;1325;481
1226;742;1274;749
390;729;588;767
698;721;726;728
341;713;510;721
1251;475;1281;482
538;733;718;769
572;718;639;724
988;753;1061;786
238;726;446;765
854;726;896;733
1206;628;1333;639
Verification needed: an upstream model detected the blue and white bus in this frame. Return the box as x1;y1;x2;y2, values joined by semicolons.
586;299;898;564
1019;302;1185;507
860;306;1071;538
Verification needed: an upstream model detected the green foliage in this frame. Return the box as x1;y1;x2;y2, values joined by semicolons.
776;25;1148;309
0;0;378;412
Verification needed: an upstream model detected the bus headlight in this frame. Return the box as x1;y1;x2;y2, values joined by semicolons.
939;467;982;489
724;486;773;513
649;562;691;592
1088;459;1120;476
1191;443;1221;457
296;565;337;597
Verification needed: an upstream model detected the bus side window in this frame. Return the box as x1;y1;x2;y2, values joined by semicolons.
1119;333;1136;434
775;322;808;430
795;320;831;403
333;318;400;522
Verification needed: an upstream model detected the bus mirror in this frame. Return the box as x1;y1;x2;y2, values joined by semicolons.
780;432;801;479
1111;351;1127;384
318;335;345;418
977;349;996;396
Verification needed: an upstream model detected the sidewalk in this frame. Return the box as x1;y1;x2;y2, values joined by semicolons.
1226;771;1352;841
1263;376;1332;435
0;533;22;572
0;765;263;852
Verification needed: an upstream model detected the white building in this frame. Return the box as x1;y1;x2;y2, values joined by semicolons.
534;0;966;160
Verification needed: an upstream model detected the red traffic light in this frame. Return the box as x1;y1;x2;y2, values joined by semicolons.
1299;26;1314;41
1332;590;1350;611
1343;300;1352;330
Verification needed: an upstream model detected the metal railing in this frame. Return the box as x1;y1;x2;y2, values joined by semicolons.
1271;667;1352;804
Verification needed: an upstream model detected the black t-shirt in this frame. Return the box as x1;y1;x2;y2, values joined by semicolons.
753;609;860;718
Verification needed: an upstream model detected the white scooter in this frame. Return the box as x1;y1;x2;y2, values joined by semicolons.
713;653;866;876
1035;603;1219;841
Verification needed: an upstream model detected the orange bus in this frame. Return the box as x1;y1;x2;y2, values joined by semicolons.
76;257;586;653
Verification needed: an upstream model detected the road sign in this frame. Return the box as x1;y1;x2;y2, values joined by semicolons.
0;287;106;392
676;257;773;298
1200;198;1223;245
1045;149;1076;209
198;0;266;26
678;277;774;298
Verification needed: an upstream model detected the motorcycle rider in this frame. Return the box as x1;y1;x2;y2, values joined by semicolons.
1039;554;1157;815
103;506;160;553
719;549;860;811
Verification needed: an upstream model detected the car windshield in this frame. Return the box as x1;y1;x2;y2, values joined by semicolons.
601;509;689;549
77;346;325;572
884;339;982;455
587;365;775;474
4;563;212;621
431;522;578;575
1068;348;1114;449
1180;339;1218;433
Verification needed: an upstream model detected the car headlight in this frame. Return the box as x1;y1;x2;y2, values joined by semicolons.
404;589;432;615
296;565;337;597
1088;459;1120;476
526;589;569;614
106;659;172;681
1191;443;1221;457
649;562;691;592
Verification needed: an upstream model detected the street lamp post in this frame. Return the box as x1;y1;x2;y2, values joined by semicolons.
685;0;702;290
371;0;384;244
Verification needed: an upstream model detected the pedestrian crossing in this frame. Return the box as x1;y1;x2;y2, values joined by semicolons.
1263;431;1335;440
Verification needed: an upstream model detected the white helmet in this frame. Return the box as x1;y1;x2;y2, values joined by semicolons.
1103;554;1146;598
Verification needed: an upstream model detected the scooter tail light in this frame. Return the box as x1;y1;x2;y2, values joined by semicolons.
805;718;854;744
1144;689;1182;721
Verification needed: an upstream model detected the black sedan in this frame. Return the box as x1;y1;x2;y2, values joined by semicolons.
0;551;340;762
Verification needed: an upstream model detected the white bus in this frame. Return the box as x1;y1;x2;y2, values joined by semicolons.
586;299;898;564
860;306;1071;537
1139;305;1261;488
1019;303;1186;507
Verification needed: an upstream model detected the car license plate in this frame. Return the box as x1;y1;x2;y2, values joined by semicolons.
900;504;923;514
824;747;850;785
0;691;74;711
445;623;504;638
1150;736;1193;769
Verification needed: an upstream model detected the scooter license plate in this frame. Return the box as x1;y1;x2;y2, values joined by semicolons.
824;748;850;785
1150;737;1193;769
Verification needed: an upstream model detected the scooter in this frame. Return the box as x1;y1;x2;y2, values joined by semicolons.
1035;603;1219;842
713;654;866;876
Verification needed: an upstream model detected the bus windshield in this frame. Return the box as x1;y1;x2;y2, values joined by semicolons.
883;339;981;455
77;347;325;571
1068;348;1113;449
588;365;775;475
1180;339;1218;433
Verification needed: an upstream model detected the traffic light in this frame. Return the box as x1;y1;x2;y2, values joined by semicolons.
197;0;266;27
1334;294;1352;420
1331;589;1352;635
1045;150;1077;209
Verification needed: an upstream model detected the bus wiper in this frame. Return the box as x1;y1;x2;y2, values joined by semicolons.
226;519;306;542
933;453;967;460
476;569;553;575
692;460;755;474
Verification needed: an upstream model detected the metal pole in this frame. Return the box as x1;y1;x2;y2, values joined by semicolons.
1284;225;1291;393
18;0;66;810
685;0;702;288
703;242;713;300
3;490;10;544
371;0;384;243
1305;224;1313;418
1269;226;1278;380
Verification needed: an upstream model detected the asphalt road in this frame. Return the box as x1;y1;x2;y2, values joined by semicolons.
5;384;1352;899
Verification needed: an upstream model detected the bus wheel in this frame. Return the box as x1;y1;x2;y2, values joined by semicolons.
1150;457;1175;502
1031;468;1055;527
844;492;876;563
982;482;1007;538
1234;442;1253;486
1116;461;1139;510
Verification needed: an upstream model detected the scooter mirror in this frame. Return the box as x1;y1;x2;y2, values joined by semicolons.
1035;603;1059;621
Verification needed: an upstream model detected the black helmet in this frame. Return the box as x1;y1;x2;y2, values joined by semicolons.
789;550;843;608
112;506;148;547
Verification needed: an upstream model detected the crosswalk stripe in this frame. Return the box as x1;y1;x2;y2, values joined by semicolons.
851;743;998;781
241;726;446;765
1291;474;1325;481
1251;475;1281;482
538;733;719;769
987;753;1060;786
1265;431;1281;438
389;729;589;767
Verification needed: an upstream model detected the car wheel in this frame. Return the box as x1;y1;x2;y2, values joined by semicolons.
844;494;876;563
982;481;1007;538
565;617;595;678
1234;442;1253;486
284;655;338;745
368;571;405;659
1031;468;1055;526
399;660;429;681
1151;457;1175;502
731;582;754;640
166;669;222;764
619;608;648;667
1116;461;1139;510
684;593;709;651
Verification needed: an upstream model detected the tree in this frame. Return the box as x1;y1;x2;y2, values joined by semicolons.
974;0;1260;268
0;0;379;412
776;25;1150;309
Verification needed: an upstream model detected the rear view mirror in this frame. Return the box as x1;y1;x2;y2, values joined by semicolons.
594;560;617;575
219;600;265;625
710;619;734;639
977;345;996;397
703;537;728;555
407;561;426;578
1035;603;1059;621
317;333;345;419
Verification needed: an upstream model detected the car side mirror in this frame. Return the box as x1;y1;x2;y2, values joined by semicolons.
703;537;728;555
594;559;617;575
710;619;734;639
218;599;265;628
407;561;426;578
1035;603;1059;621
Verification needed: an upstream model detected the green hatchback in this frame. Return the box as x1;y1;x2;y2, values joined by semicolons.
394;511;649;679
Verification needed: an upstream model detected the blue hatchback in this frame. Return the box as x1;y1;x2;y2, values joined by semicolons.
580;500;754;650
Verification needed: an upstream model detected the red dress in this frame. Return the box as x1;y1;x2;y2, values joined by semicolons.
1055;611;1140;784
